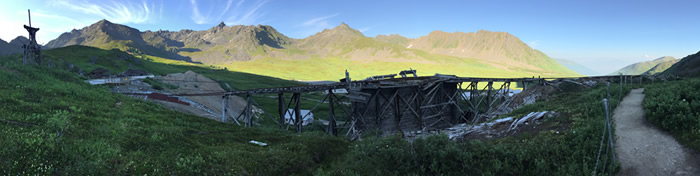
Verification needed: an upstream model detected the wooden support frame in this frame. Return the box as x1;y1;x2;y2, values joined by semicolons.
327;88;337;136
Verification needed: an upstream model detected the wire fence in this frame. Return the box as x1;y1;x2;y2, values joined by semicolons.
592;78;631;176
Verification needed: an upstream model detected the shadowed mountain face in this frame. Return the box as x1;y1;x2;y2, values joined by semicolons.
0;39;16;56
662;51;700;77
45;20;198;63
0;36;30;56
44;20;580;79
611;56;678;75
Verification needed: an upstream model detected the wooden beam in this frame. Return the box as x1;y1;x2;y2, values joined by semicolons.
486;81;493;111
393;88;403;136
278;93;284;129
246;94;252;127
293;93;302;133
328;88;337;136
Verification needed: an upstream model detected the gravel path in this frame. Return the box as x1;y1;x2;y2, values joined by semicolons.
614;88;699;176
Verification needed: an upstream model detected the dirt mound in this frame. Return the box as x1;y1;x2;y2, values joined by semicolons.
155;70;248;122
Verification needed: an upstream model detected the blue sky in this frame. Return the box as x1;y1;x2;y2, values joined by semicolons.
1;0;699;74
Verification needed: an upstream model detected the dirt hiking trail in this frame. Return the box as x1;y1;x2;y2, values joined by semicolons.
614;88;699;176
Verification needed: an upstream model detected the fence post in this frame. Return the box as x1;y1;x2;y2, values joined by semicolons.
619;74;623;100
603;99;615;164
606;83;610;100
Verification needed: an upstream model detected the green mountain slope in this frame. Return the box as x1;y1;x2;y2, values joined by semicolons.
45;20;580;81
643;59;680;75
0;53;346;175
610;56;678;75
406;30;577;76
40;45;303;90
374;34;411;46
662;51;700;77
554;59;599;76
45;20;193;62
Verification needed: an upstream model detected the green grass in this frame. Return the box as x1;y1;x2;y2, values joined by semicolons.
0;57;348;175
643;78;700;151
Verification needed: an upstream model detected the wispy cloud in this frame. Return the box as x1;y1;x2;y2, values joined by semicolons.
299;13;339;27
644;54;651;59
225;0;267;25
529;40;540;48
358;27;371;33
296;13;340;37
190;0;267;25
189;0;208;24
53;0;160;24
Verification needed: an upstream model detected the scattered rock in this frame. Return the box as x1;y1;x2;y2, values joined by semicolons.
89;56;98;64
88;68;110;79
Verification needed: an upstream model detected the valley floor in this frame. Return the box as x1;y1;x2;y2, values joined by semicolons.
614;88;699;176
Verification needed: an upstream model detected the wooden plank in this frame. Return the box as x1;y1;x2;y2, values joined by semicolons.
420;101;455;109
344;94;368;102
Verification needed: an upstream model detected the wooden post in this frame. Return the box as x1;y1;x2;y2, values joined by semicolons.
246;94;252;127
328;89;336;136
221;95;227;122
375;90;381;128
278;92;285;129
294;93;302;133
619;74;623;100
486;82;493;111
414;87;424;129
393;89;403;136
606;82;610;100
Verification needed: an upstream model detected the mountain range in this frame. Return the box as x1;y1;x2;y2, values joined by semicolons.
610;56;679;75
0;36;30;56
43;19;579;80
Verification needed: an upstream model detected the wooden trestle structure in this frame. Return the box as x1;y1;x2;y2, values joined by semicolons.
220;74;654;138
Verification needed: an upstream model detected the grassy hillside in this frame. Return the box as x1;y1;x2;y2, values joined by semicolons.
643;59;680;75
1;46;635;174
0;58;347;175
42;45;304;90
662;51;700;77
611;56;677;75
